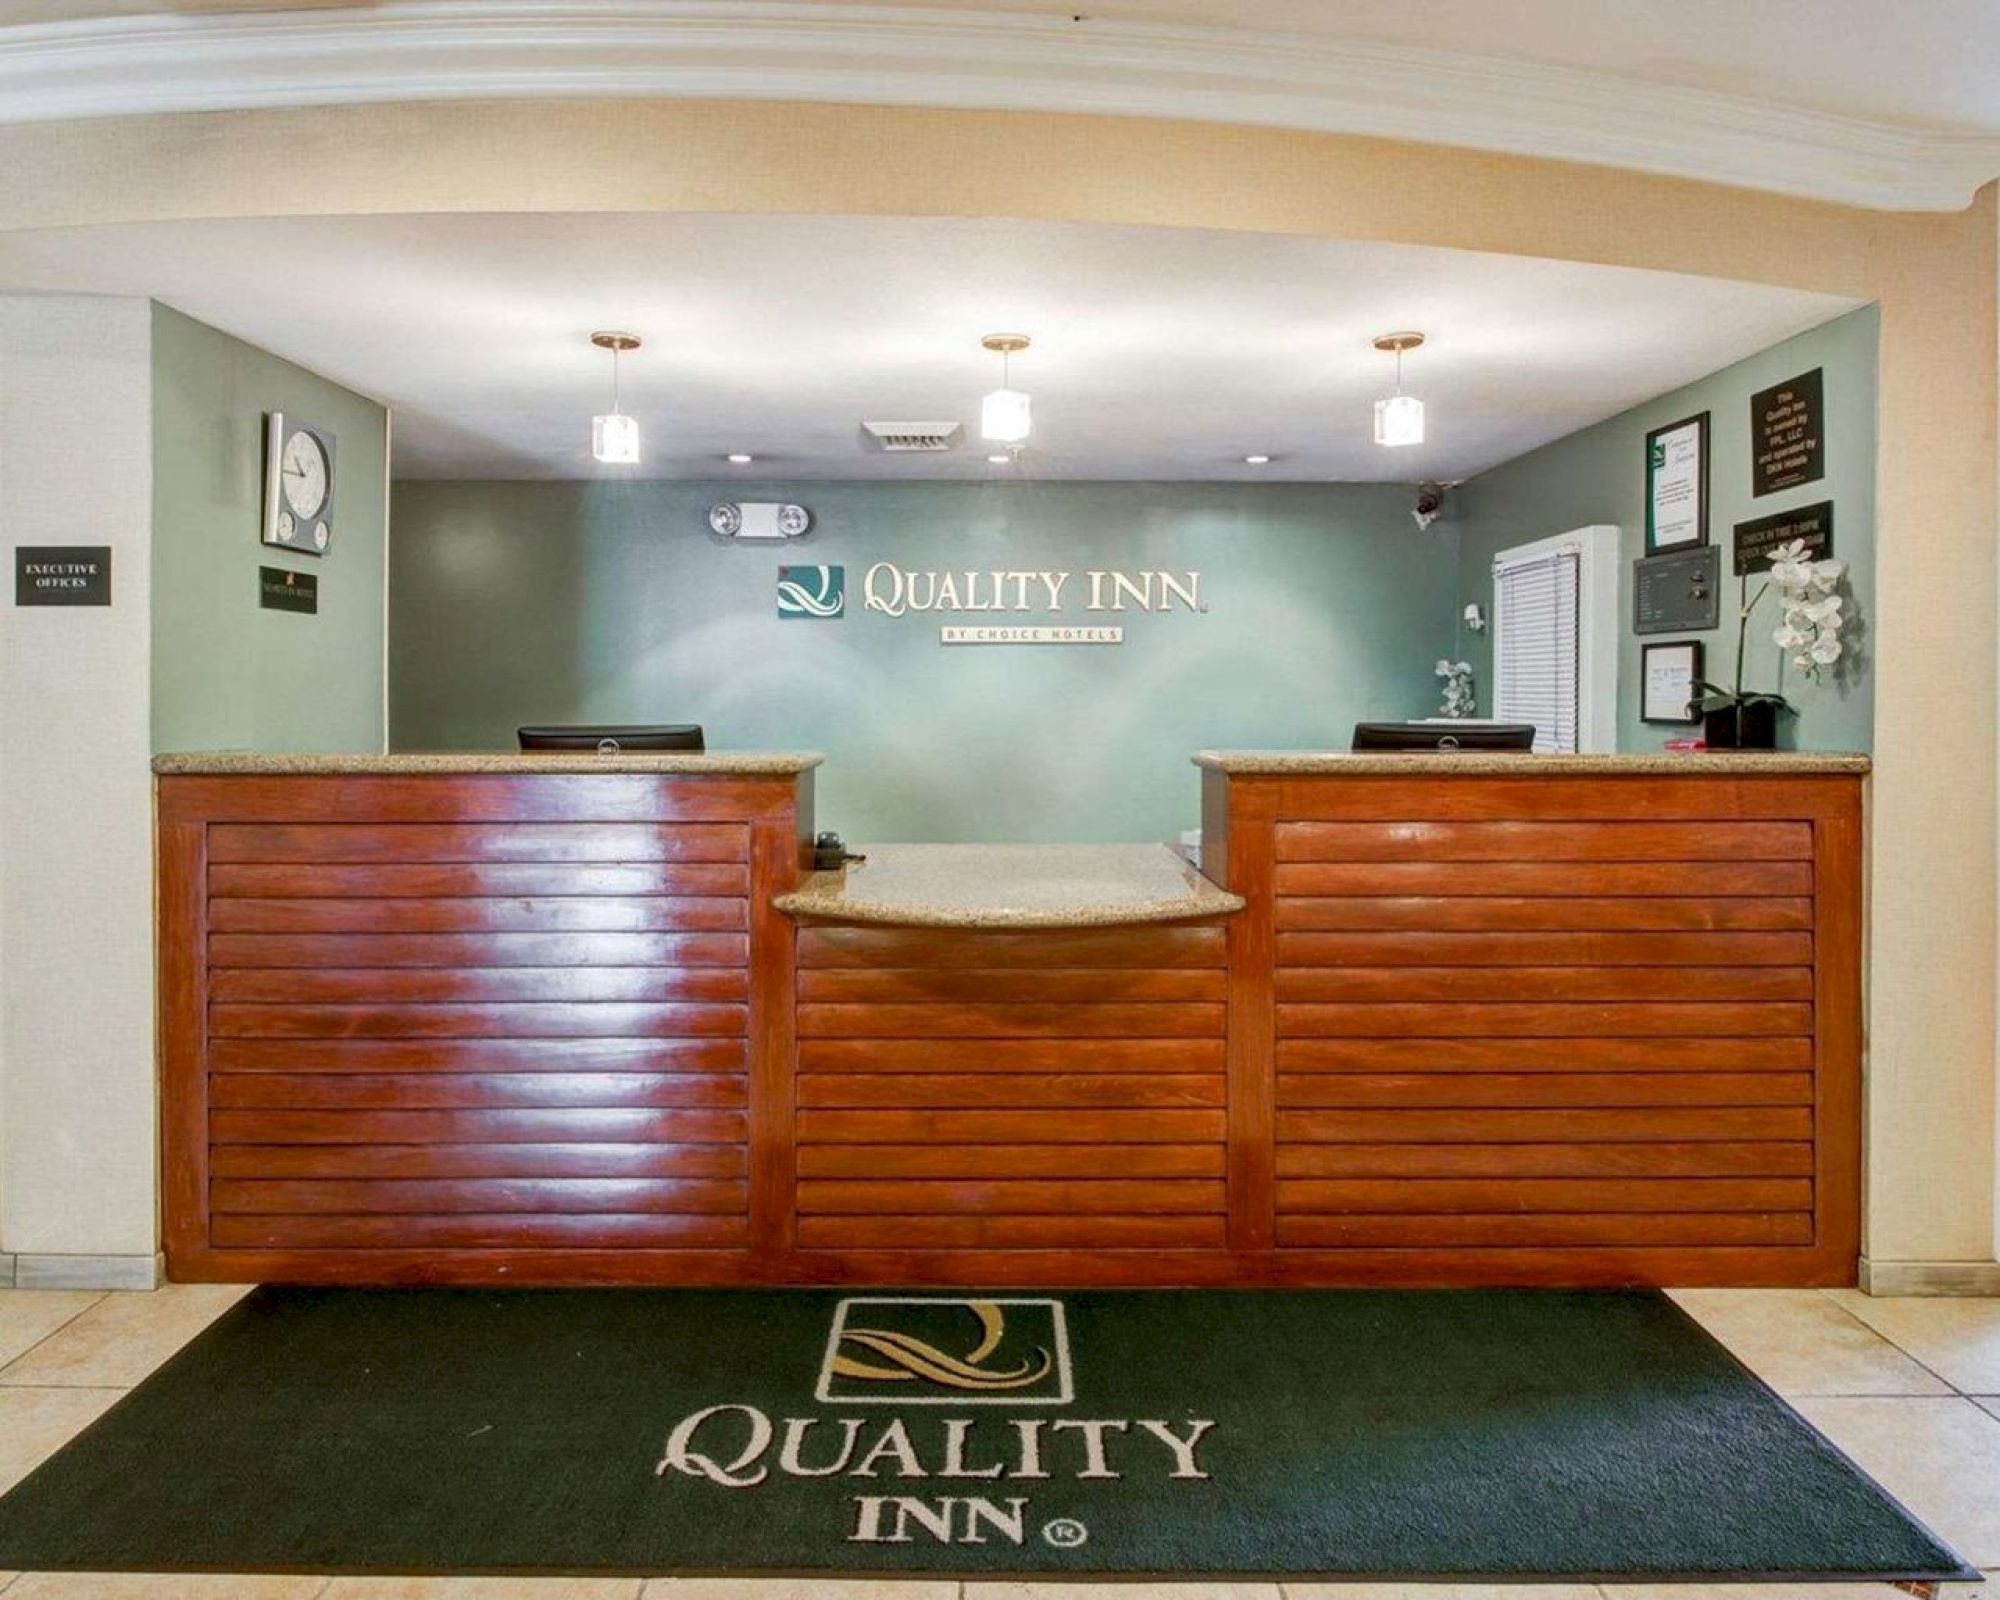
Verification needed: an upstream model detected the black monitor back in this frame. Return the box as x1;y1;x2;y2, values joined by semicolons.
517;724;705;752
1351;722;1536;752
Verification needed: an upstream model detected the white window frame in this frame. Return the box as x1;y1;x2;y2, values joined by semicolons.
1491;524;1620;754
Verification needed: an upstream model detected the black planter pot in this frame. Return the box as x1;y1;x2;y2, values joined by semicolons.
1703;700;1779;750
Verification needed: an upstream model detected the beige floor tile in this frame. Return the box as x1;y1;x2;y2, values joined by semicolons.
1825;1292;2000;1393
1974;1395;2000;1422
0;1284;250;1389
644;1583;959;1600
0;1387;123;1495
1668;1289;1952;1395
327;1581;642;1599
964;1586;1281;1600
1290;1587;1600;1599
1602;1585;1918;1599
0;1293;103;1373
1;1578;327;1599
1789;1394;2000;1567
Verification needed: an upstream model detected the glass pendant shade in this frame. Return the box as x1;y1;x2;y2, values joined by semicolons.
1373;392;1425;448
592;411;641;464
981;387;1032;444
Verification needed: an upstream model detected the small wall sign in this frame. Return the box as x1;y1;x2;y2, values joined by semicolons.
1641;639;1705;724
1645;412;1709;553
1734;501;1834;576
259;564;318;615
15;545;111;607
1751;368;1824;497
1634;545;1720;635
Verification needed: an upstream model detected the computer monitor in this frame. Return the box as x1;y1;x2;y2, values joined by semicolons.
517;724;705;752
1351;721;1536;752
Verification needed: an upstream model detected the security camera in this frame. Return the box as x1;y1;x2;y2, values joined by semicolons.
1412;483;1445;531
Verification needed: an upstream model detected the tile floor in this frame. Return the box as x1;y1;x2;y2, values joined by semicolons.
0;1284;1995;1600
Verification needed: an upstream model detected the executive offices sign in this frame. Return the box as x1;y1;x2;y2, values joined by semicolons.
860;565;1203;644
15;546;110;607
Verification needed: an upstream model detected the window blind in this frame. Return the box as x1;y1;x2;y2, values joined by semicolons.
1493;547;1581;753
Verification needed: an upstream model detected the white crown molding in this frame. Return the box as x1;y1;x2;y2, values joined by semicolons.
0;1;1995;213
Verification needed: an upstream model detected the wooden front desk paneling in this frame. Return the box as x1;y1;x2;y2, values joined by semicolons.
1202;769;1862;1287
161;763;1862;1288
793;923;1230;1253
158;772;808;1285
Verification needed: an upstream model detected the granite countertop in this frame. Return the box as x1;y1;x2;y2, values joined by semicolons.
1194;750;1872;776
775;843;1245;930
152;751;823;776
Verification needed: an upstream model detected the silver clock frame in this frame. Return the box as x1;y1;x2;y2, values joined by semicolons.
262;412;338;557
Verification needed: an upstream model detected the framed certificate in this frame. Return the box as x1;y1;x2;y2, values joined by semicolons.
1645;412;1709;553
1641;640;1704;724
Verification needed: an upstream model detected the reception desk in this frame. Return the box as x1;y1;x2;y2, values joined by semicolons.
154;749;1865;1288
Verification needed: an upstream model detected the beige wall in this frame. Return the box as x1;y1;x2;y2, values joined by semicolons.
0;294;156;1282
0;98;1992;1279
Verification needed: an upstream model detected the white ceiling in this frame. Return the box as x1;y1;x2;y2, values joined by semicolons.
1;0;1994;135
0;211;1858;481
789;0;2000;135
0;4;1994;209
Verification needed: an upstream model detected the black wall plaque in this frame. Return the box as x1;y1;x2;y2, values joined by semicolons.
1633;545;1720;635
1734;501;1834;576
15;546;110;607
1751;367;1824;496
259;565;318;615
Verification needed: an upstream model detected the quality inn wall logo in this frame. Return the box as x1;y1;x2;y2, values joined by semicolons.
817;1298;1072;1404
777;564;845;619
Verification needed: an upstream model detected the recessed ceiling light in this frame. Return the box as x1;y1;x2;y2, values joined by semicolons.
1243;454;1272;465
726;453;753;465
987;453;1013;465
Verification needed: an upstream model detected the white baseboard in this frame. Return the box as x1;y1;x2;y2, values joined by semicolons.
12;1252;162;1291
1858;1257;2000;1296
0;1253;15;1287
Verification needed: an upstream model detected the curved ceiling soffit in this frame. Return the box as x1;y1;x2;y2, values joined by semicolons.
0;2;1994;214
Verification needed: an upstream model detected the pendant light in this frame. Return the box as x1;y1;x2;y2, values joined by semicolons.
979;333;1032;445
1372;331;1426;448
590;331;642;464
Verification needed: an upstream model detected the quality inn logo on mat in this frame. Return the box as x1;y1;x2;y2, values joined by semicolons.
817;1297;1072;1405
778;564;845;619
656;1294;1214;1552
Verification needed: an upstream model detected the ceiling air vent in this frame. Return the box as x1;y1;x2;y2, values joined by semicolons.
861;420;964;453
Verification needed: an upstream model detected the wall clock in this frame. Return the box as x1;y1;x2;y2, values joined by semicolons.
262;413;337;556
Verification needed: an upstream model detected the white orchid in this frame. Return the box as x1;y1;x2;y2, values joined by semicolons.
1764;539;1851;684
1773;614;1812;651
1435;658;1476;719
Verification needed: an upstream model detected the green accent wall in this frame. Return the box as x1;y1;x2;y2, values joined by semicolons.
151;303;389;753
389;481;1456;841
1450;305;1877;750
